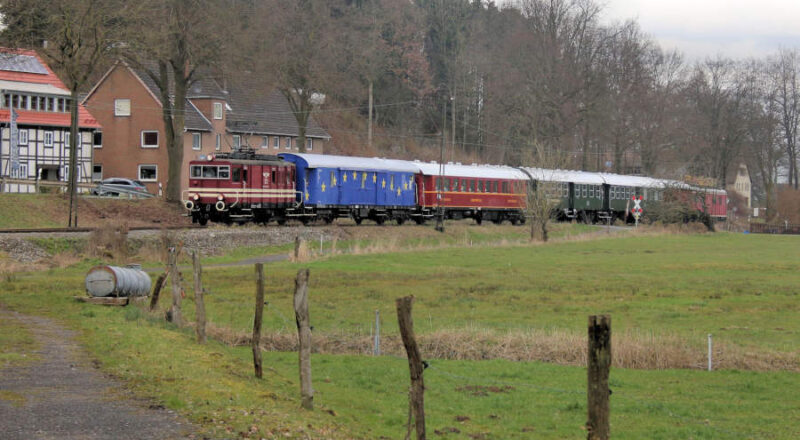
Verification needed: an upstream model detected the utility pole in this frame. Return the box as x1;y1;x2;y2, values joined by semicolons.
436;93;446;233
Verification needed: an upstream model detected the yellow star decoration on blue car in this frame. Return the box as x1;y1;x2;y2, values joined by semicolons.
305;191;309;201
373;173;377;183
403;182;408;190
396;187;401;197
321;183;326;192
381;179;386;188
332;176;337;186
343;173;347;183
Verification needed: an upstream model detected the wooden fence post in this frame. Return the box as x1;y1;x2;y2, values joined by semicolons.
587;315;611;440
397;296;425;440
252;263;265;378
168;246;182;326
149;272;167;311
192;251;206;344
294;268;313;410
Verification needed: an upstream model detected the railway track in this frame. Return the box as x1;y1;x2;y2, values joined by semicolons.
0;224;205;234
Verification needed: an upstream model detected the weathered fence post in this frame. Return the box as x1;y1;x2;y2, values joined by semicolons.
252;263;265;378
167;246;182;325
373;309;381;356
707;333;713;371
587;315;611;440
294;268;313;410
192;251;206;344
397;296;425;440
294;236;302;260
149;272;167;311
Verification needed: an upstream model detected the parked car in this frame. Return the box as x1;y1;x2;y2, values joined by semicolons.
91;178;152;197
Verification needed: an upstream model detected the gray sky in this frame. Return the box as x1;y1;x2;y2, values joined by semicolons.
601;0;800;60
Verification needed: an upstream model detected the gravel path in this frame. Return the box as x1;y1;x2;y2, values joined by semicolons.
0;310;196;440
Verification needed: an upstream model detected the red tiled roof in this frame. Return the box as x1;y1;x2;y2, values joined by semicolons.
0;48;101;129
0;108;101;129
0;48;67;88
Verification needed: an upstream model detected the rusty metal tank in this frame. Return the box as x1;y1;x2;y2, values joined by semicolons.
85;264;151;297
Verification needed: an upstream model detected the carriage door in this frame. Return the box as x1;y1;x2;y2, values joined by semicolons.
568;183;575;212
602;184;610;211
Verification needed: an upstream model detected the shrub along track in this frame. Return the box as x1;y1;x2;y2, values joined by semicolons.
0;309;195;439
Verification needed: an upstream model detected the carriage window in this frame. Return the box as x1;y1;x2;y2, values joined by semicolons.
436;177;441;191
469;180;475;192
218;166;230;179
191;166;202;178
461;179;467;192
232;168;241;182
452;178;458;192
242;169;248;182
589;186;594;198
479;181;484;192
501;182;508;193
582;185;587;198
203;166;217;178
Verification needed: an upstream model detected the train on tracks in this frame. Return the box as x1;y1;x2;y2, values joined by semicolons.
182;150;727;226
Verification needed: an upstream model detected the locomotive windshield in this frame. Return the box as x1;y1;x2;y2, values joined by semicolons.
191;165;230;179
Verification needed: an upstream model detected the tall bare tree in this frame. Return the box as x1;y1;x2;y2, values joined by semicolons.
1;0;125;227
123;0;226;203
769;49;800;189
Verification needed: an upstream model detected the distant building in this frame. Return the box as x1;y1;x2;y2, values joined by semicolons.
727;163;752;209
83;61;330;195
0;48;102;193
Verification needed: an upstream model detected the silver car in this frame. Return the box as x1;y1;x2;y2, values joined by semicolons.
91;178;151;197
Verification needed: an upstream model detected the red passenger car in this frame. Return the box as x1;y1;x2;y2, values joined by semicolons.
413;162;528;224
183;151;297;225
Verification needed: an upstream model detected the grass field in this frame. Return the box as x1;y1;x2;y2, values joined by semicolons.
0;229;798;438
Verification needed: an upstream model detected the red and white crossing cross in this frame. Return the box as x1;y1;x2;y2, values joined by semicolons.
631;195;643;215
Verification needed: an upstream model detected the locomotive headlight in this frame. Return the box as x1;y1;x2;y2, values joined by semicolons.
217;195;224;201
193;194;199;201
207;154;214;161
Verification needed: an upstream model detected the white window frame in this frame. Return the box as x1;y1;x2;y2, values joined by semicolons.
92;131;102;149
141;130;159;148
11;163;27;179
215;133;221;151
44;131;54;147
114;98;131;116
18;129;28;145
213;102;223;120
284;137;291;150
65;131;70;148
138;164;158;182
307;138;313;151
92;164;103;182
261;136;268;149
232;135;241;149
273;136;279;149
192;132;202;150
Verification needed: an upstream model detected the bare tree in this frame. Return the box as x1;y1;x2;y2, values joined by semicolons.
0;0;126;226
768;49;800;189
122;0;226;203
521;143;569;242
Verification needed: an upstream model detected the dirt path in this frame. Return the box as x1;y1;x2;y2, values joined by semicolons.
0;310;196;440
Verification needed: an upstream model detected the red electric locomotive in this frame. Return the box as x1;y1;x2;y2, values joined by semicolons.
183;151;297;225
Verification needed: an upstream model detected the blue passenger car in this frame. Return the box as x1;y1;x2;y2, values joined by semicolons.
279;153;419;224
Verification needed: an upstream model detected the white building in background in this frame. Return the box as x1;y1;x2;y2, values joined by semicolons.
0;48;101;193
727;163;752;209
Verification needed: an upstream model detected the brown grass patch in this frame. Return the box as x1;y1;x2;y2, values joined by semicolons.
201;324;798;372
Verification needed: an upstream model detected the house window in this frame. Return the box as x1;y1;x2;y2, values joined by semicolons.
93;132;102;149
273;136;279;149
92;164;103;181
261;136;268;149
285;137;291;150
63;164;79;181
20;95;29;110
192;132;201;150
44;131;53;147
11;164;27;179
232;135;241;149
307;138;313;151
65;131;70;148
18;129;28;145
215;134;221;151
114;99;131;116
213;102;223;119
141;131;158;148
58;98;67;112
138;164;157;182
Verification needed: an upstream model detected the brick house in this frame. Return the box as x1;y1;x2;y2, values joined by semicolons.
0;48;102;193
83;61;330;195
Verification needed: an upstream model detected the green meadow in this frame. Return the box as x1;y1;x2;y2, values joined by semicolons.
1;230;798;438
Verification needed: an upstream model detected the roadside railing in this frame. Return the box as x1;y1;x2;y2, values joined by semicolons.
748;222;800;235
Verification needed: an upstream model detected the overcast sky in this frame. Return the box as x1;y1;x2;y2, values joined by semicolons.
600;0;800;60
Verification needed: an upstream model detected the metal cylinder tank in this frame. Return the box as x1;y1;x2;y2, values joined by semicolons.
85;265;152;297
